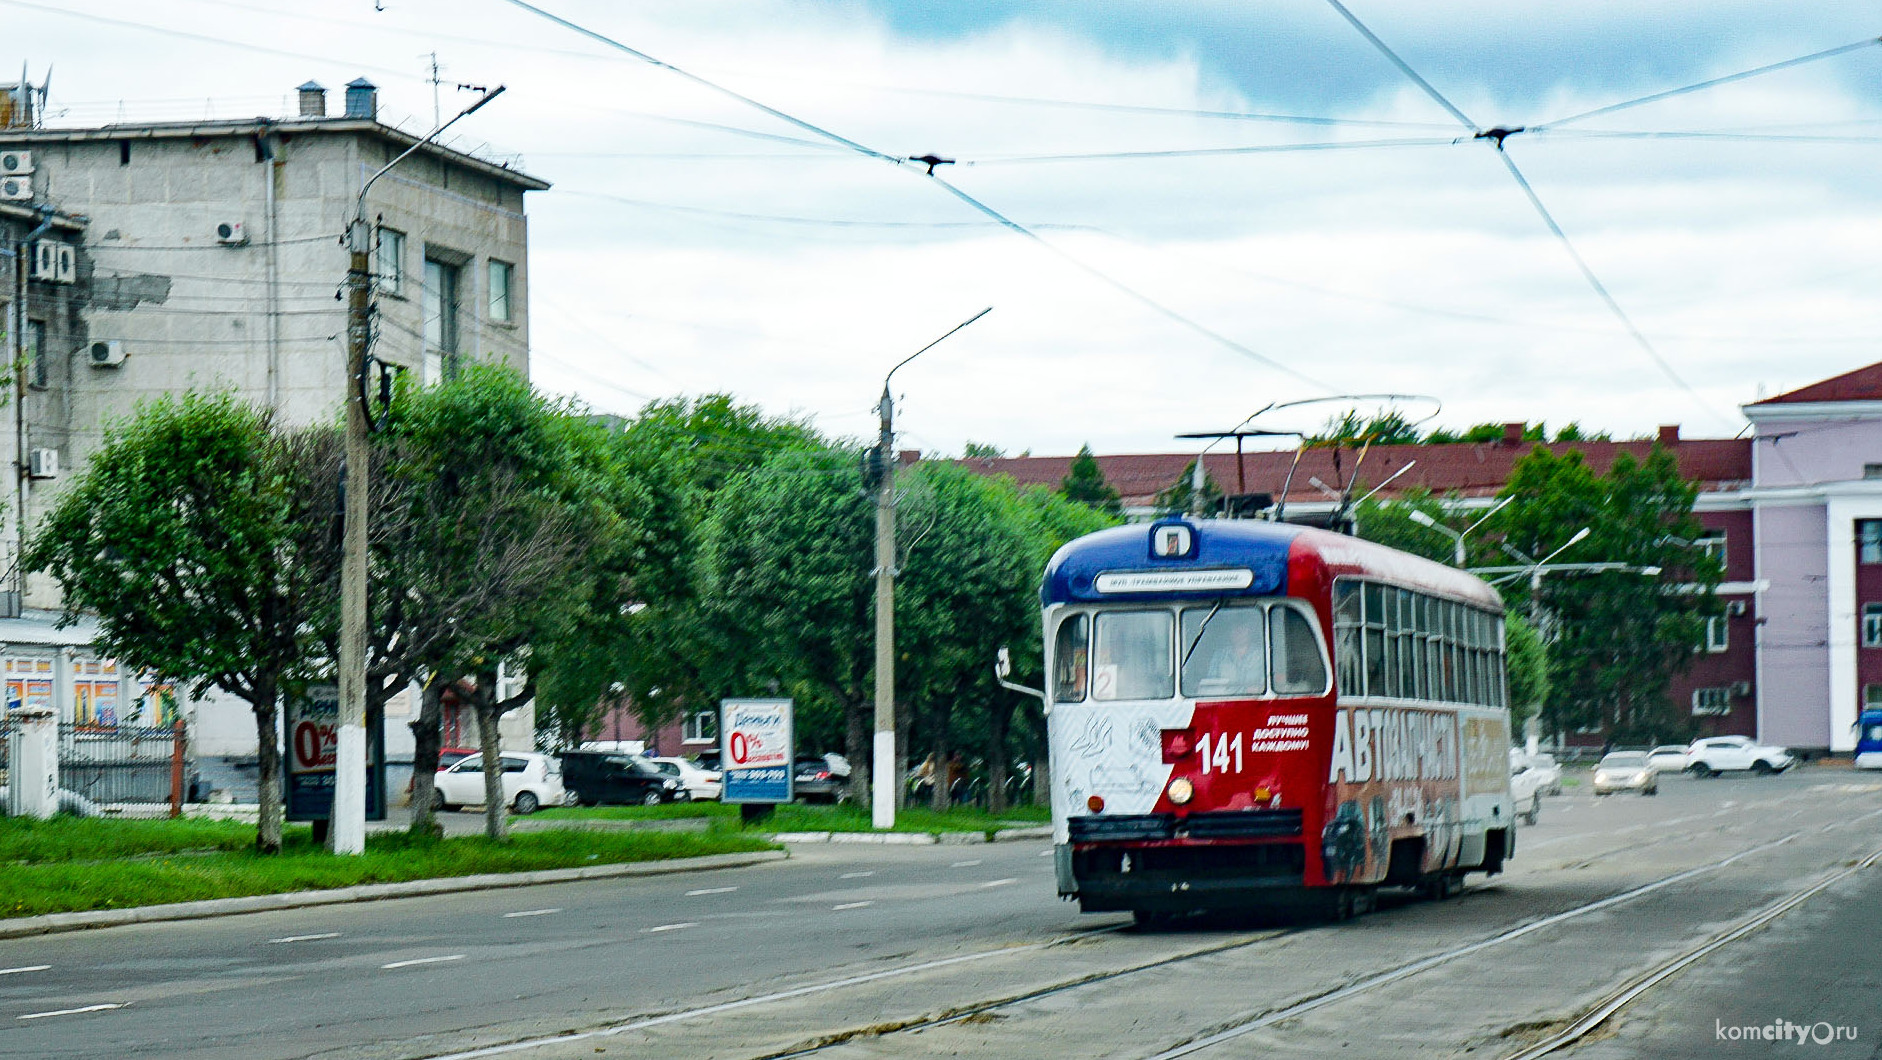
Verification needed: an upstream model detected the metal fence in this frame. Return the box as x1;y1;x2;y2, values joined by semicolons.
57;722;187;806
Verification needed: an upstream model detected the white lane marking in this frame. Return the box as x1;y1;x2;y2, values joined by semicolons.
685;887;738;896
643;923;698;934
267;932;341;944
18;1003;124;1020
950;859;983;868
420;933;1111;1060
382;954;467;970
839;871;875;879
981;878;1018;888
502;908;561;919
832;901;873;910
1038;849;1054;856
0;965;51;975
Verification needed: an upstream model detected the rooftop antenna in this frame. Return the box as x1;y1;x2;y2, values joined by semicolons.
425;52;443;127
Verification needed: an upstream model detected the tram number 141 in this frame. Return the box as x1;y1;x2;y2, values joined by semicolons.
1198;731;1244;775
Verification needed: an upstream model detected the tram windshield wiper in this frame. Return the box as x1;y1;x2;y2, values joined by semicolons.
1181;598;1226;669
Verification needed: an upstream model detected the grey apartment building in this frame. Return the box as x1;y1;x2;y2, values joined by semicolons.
0;78;548;757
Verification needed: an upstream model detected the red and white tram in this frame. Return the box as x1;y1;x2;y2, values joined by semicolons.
1042;517;1516;921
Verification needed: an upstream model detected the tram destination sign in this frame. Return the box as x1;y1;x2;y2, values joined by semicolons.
720;698;793;804
1094;568;1255;594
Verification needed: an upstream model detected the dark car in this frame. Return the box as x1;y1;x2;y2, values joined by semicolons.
793;754;850;804
559;751;688;806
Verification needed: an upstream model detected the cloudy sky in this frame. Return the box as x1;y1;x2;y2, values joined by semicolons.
15;1;1882;453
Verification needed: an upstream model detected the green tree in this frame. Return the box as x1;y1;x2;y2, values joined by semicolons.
380;366;612;840
1310;409;1425;446
1059;444;1122;518
962;441;1006;459
1152;460;1223;516
698;448;877;802
1503;612;1550;737
26;393;321;852
1498;445;1722;744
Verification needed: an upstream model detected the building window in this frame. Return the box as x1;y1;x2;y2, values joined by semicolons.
377;227;405;296
1865;684;1882;707
422;257;460;383
487;259;513;323
1703;615;1728;653
1696;531;1725;566
26;318;46;390
1862;521;1882;565
681;710;716;745
1692;687;1731;716
1865;604;1882;648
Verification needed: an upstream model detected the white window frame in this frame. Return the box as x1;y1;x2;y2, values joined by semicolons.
1704;615;1728;654
1692;687;1731;716
1864;603;1882;649
487;259;514;323
377;227;405;296
681;710;716;746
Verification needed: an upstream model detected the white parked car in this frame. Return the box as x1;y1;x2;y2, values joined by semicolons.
1685;736;1795;777
1509;757;1544;825
433;751;567;814
1509;750;1563;796
649;756;723;801
1647;745;1690;773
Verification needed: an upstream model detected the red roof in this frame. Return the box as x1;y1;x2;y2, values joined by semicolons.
1748;359;1882;406
953;436;1751;509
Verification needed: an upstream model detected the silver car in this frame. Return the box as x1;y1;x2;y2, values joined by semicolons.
1593;751;1658;796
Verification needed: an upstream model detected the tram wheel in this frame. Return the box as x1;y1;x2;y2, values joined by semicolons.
1131;909;1171;930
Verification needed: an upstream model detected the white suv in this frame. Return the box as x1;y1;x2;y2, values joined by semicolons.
1685;736;1795;778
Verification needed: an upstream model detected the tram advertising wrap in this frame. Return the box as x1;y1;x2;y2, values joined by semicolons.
1040;517;1516;922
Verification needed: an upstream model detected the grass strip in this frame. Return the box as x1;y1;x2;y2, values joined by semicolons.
532;801;1049;833
0;820;776;919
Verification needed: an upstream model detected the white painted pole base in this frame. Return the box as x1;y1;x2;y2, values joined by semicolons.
871;730;896;830
332;723;367;855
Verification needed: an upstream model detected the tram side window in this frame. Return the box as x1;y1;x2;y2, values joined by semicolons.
1053;614;1088;703
1333;582;1362;697
1180;606;1266;697
1270;606;1329;695
1092;611;1175;701
1362;583;1387;698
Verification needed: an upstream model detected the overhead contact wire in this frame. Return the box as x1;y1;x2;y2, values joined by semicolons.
1538;36;1882;130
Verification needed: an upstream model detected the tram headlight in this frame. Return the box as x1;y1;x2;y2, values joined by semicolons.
1167;777;1194;805
1087;794;1106;813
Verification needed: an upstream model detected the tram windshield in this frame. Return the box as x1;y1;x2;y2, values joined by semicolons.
1058;600;1330;703
1180;606;1266;697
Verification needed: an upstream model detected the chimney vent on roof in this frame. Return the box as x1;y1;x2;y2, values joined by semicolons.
1502;422;1524;446
344;78;378;120
297;81;326;118
1657;424;1680;446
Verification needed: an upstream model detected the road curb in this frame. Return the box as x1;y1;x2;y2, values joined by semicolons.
0;849;790;940
770;825;1052;845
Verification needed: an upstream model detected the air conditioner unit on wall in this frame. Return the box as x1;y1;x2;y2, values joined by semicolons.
0;175;29;201
215;220;247;245
27;448;58;479
31;242;74;284
1730;680;1752;697
0;150;30;175
89;340;126;368
1726;600;1747;617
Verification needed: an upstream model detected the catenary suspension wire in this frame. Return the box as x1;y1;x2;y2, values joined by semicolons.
1536;36;1882;130
499;0;1337;393
924;174;1335;391
961;136;1464;165
1321;0;1476;130
1318;0;1733;429
1489;144;1734;429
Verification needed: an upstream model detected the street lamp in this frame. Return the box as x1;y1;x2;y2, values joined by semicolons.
332;85;505;856
870;307;991;831
1407;496;1511;567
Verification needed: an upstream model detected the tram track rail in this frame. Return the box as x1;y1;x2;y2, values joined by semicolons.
417;804;1882;1060
1498;846;1882;1060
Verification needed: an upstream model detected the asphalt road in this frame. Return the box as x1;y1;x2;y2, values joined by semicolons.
3;767;1880;1060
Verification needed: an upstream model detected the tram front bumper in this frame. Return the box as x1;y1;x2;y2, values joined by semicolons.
1071;840;1307;913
